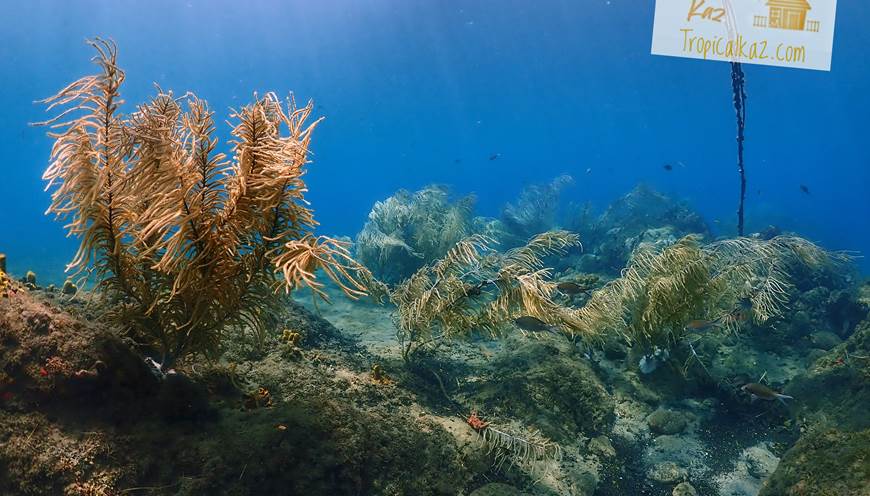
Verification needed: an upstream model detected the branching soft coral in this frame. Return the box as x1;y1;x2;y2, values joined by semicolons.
390;230;597;362
499;175;573;247
571;234;846;350
37;39;374;369
355;185;475;283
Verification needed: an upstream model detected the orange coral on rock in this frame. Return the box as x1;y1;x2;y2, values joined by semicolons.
466;411;489;431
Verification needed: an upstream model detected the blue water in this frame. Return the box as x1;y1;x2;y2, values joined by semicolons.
1;0;868;281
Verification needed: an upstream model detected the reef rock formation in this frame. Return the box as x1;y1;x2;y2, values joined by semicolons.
758;428;869;496
785;319;870;431
0;285;477;496
499;174;574;249
472;339;614;443
569;185;710;274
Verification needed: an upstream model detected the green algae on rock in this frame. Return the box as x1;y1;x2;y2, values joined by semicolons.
785;319;870;431
647;408;690;435
473;340;614;442
672;481;699;496
758;428;870;496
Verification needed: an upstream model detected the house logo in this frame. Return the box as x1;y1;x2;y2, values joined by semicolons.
651;0;837;71
754;0;820;32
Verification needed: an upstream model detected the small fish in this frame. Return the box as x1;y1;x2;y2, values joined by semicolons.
741;383;793;405
463;283;483;297
800;184;810;195
488;153;500;161
514;316;553;333
454;159;462;164
728;309;751;324
684;319;721;332
663;163;673;171
727;300;752;323
556;281;591;295
585;167;592;174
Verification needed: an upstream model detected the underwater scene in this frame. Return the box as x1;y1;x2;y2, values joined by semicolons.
1;1;868;495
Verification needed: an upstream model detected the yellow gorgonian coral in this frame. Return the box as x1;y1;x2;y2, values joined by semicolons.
37;39;375;369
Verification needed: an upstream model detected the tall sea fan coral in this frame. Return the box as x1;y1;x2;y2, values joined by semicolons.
37;39;373;369
355;185;475;283
499;174;573;248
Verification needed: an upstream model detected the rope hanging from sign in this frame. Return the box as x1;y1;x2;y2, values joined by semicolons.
730;61;747;237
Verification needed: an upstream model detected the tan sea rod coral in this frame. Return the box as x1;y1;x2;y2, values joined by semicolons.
37;38;374;370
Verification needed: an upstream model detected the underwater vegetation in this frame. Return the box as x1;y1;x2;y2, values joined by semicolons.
388;230;593;362
355;176;579;284
568;184;711;274
374;189;844;366
36;39;374;370
571;234;845;351
355;185;476;284
499;174;574;248
0;34;867;496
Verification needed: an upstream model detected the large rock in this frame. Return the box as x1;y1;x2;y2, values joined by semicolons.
648;461;688;484
0;288;477;496
644;434;710;481
571;185;710;274
714;443;780;496
673;482;698;496
647;408;689;435
474;340;614;443
758;428;869;496
759;318;870;496
785;319;870;431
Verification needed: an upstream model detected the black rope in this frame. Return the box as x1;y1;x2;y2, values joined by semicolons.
731;62;747;236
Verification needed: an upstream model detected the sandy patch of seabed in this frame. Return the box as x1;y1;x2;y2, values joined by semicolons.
296;284;401;358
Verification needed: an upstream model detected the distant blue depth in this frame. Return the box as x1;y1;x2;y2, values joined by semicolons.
2;0;868;282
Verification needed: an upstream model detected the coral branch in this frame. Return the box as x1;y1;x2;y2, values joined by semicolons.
36;40;372;366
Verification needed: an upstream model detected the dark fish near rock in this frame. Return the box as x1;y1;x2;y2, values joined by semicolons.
663;163;673;171
463;283;483;297
686;301;752;332
721;300;753;325
728;308;751;324
556;281;590;295
741;383;793;405
800;184;810;195
514;316;553;333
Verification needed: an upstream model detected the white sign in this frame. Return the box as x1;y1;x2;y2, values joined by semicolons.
652;0;838;71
